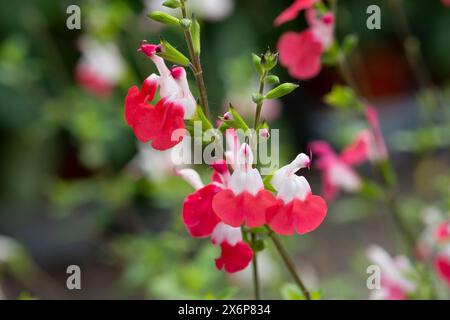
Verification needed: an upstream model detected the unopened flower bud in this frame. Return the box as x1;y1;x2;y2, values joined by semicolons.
259;128;270;139
252;93;264;105
179;18;192;29
267;75;280;85
223;112;233;121
148;11;180;26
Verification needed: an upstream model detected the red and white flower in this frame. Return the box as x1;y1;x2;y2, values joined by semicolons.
367;245;417;300
418;209;450;286
266;153;327;235
212;141;277;228
276;4;334;80
211;222;253;273
124;43;196;150
178;166;253;273
76;36;125;97
309;133;371;200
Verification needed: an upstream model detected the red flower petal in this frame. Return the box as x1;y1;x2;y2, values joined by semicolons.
274;0;316;26
182;184;222;238
124;77;158;127
76;65;113;97
278;30;323;80
145;99;186;150
212;189;276;228
215;240;253;273
340;132;370;165
267;194;327;235
435;255;450;286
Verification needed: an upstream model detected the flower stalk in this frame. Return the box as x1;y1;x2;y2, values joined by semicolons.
180;0;211;120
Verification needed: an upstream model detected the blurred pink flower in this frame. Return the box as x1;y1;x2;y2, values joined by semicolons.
367;245;416;300
274;0;317;26
442;0;450;7
418;209;450;286
76;36;125;97
309;133;370;200
277;9;334;80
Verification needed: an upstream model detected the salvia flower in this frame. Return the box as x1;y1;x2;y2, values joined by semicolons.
124;43;196;150
267;153;327;235
277;6;334;80
76;36;125;97
367;245;417;300
178;166;253;273
212;142;277;228
418;208;450;286
309;133;370;200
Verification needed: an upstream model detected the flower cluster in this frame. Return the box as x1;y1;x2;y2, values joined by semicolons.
275;0;335;80
177;130;327;272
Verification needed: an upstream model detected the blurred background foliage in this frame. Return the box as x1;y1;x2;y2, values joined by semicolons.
0;0;449;299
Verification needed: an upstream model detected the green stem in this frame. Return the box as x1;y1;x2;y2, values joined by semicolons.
180;0;211;120
267;229;311;300
253;71;267;128
250;233;261;300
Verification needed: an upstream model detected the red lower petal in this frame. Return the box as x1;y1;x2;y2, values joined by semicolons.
267;194;327;235
435;255;450;286
182;184;222;238
215;241;253;273
212;189;276;228
146;99;186;150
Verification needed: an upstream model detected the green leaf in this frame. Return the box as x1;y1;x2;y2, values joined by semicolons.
252;53;263;74
227;104;250;131
162;0;181;9
148;11;180;26
266;75;280;85
342;34;359;54
158;37;190;66
265;83;299;99
190;16;201;54
323;85;357;109
262;174;276;192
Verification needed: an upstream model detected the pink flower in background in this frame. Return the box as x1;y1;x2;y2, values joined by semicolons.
367;245;417;300
309;134;370;200
124;43;196;150
274;0;317;26
418;210;450;286
365;106;388;161
266;153;327;235
277;8;334;80
442;0;450;7
76;36;125;97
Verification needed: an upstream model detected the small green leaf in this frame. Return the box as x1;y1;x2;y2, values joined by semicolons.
162;0;180;9
179;18;191;29
266;75;280;85
148;11;180;26
252;93;264;105
323;85;356;109
252;53;263;74
265;83;299;99
158;37;190;66
342;34;359;54
227;104;250;131
190;16;201;54
263;174;276;192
